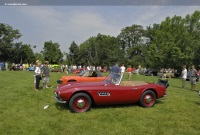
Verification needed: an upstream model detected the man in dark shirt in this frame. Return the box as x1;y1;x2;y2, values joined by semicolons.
41;61;50;89
111;63;120;74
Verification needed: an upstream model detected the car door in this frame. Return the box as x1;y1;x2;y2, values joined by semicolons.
81;76;105;82
93;84;140;105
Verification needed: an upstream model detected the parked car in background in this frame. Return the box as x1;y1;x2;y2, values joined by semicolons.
11;64;21;71
57;70;106;84
72;69;82;74
29;66;35;71
157;72;174;78
144;69;158;76
51;65;62;72
157;68;175;78
100;66;107;72
54;73;168;113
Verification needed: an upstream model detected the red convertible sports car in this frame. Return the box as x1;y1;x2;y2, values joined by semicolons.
54;73;168;113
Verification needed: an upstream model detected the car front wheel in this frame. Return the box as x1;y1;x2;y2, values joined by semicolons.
69;93;92;113
139;90;156;107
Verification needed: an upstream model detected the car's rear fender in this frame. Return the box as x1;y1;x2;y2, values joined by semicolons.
142;88;158;98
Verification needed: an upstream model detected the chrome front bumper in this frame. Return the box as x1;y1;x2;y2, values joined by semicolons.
54;96;67;103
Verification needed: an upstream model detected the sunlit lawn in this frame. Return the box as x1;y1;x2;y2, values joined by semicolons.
0;70;200;135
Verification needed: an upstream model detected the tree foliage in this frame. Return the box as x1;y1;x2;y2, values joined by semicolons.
77;33;124;66
0;23;21;62
11;42;35;64
42;41;63;64
145;10;200;69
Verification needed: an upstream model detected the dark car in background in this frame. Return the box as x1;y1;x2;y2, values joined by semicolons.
144;69;158;76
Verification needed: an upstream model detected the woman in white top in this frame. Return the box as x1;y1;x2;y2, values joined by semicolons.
35;62;41;91
181;65;187;89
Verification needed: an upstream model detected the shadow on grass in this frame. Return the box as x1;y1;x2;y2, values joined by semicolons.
55;102;69;111
92;100;165;111
194;101;200;105
53;100;165;112
92;103;137;110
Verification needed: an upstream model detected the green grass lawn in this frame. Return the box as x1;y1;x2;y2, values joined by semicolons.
0;71;200;135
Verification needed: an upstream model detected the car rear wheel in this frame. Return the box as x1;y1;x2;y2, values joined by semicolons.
69;93;92;113
139;90;156;107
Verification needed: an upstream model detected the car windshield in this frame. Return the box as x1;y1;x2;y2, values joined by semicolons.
104;73;122;85
79;70;89;77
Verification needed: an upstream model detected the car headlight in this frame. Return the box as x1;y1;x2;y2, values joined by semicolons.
55;92;60;98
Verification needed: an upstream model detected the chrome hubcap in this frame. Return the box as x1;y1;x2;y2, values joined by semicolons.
145;95;152;103
76;99;85;109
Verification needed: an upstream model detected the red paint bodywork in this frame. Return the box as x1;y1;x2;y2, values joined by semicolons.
54;81;166;106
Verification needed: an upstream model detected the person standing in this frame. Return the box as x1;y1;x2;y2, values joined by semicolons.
127;66;133;80
35;61;42;91
62;64;65;73
111;63;120;74
41;61;50;89
120;64;126;77
189;65;198;91
87;65;91;72
181;65;187;89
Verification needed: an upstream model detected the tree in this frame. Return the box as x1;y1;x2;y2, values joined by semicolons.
184;11;200;67
117;25;146;67
78;33;124;67
42;41;63;64
0;23;21;62
35;52;44;63
68;41;79;65
11;42;35;64
145;11;200;69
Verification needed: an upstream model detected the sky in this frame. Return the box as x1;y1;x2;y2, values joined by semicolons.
0;1;200;53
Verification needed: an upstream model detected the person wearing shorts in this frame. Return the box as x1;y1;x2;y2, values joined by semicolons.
127;66;133;80
41;61;50;89
189;65;198;91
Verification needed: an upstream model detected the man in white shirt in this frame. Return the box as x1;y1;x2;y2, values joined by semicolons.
120;64;126;77
87;65;91;71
